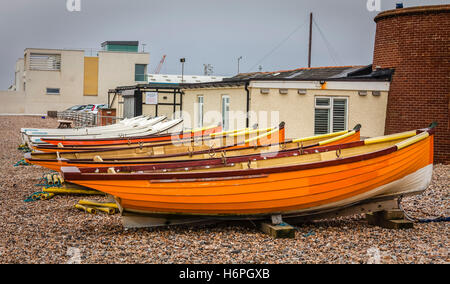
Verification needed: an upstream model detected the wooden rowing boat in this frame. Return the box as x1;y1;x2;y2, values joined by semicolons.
61;124;435;219
25;124;360;172
39;124;224;147
32;125;277;153
28;123;285;157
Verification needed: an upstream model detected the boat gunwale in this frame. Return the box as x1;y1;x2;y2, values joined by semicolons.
33;122;285;153
61;146;397;181
24;128;359;164
75;140;365;172
33;127;271;152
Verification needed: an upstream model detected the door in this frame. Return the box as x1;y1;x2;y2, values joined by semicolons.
197;95;204;128
123;95;135;118
222;95;230;130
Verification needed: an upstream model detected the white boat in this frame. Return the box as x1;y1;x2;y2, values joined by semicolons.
23;116;166;146
29;118;184;145
21;116;150;145
23;116;162;137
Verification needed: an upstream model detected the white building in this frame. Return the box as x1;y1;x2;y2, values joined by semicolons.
0;41;149;115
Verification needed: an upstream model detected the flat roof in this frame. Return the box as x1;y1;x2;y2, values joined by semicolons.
101;41;139;47
24;48;84;52
182;65;393;89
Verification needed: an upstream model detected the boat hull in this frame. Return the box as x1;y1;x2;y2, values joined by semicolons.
63;135;433;217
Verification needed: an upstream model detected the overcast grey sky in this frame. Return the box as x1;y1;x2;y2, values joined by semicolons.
0;0;447;88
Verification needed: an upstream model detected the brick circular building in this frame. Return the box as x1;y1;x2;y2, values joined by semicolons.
373;5;450;163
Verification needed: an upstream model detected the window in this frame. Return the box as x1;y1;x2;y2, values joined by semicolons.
30;53;61;71
135;64;147;81
197;95;204;128
46;88;60;95
314;97;347;134
222;95;230;130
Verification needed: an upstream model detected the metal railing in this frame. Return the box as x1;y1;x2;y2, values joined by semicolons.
57;111;122;128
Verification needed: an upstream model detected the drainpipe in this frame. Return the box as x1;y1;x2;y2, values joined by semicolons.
245;81;250;128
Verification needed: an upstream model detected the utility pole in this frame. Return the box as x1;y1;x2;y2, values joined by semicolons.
180;58;185;83
237;56;242;74
308;12;313;68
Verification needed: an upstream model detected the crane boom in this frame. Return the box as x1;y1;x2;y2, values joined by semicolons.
153;55;166;74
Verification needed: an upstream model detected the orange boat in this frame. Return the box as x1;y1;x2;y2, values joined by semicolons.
40;124;223;146
61;123;435;225
32;125;273;153
25;125;361;171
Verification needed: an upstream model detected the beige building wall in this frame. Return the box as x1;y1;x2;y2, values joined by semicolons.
181;82;389;138
97;51;149;103
0;91;26;114
249;87;388;138
14;58;25;91
111;94;122;118
182;86;247;130
141;92;181;119
22;48;89;114
0;59;26;114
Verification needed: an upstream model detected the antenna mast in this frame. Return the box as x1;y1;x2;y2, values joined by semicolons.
308;12;313;68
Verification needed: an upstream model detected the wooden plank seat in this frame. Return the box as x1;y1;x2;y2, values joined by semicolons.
57;120;73;129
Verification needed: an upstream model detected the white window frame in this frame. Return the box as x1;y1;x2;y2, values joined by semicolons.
222;95;230;131
134;64;147;82
46;88;61;95
30;53;61;71
197;95;204;128
314;96;348;134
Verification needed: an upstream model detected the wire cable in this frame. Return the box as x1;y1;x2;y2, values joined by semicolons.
247;18;309;72
312;17;342;66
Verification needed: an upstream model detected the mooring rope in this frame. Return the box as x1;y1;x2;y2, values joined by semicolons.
398;196;449;223
14;159;30;166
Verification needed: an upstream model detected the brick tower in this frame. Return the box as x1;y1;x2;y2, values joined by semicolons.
373;5;450;163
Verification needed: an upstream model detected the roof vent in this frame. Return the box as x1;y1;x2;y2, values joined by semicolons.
298;89;307;95
279;89;288;95
260;88;270;95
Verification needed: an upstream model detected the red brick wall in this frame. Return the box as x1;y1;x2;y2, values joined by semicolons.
373;5;450;164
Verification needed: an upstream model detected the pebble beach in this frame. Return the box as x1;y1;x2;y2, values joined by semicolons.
0;116;448;264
